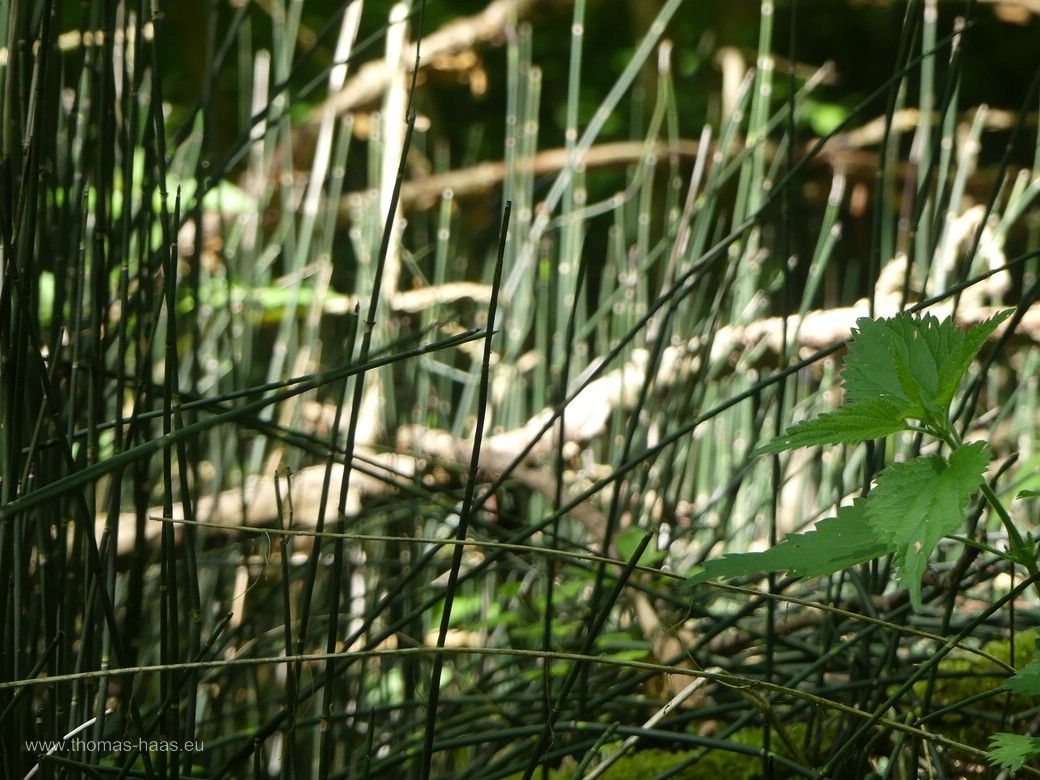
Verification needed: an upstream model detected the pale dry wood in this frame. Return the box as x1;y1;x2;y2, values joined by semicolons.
395;424;608;533
339;105;1034;213
97;451;416;557
392;281;492;311
303;281;493;315
357;139;703;210
96;446;607;557
95;268;1039;556
822;107;1037;153
304;290;1040;523
314;0;539;122
308;287;1040;466
630;591;701;700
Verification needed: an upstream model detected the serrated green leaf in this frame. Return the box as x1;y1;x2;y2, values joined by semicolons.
683;500;892;587
1002;658;1040;696
842;311;1012;419
988;733;1040;772
892;344;928;410
937;309;1014;408
892;342;943;422
892;314;949;401
842;315;930;412
756;400;910;455
864;442;989;610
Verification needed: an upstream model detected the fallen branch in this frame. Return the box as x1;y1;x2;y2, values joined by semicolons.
96;451;417;558
302;294;1040;497
338;105;1034;213
94;280;1038;558
95;445;607;558
314;0;539;122
357;139;703;210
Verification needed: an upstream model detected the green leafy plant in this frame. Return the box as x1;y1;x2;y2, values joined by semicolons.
988;643;1040;771
683;309;1040;771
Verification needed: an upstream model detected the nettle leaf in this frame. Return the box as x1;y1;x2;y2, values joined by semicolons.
889;313;949;401
842;311;1013;417
988;733;1040;772
759;311;1013;456
865;442;989;609
1001;657;1040;696
842;314;933;413
756;399;910;455
938;309;1015;406
683;500;892;587
893;344;942;422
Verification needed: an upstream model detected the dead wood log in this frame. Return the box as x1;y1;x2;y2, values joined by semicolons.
314;0;539;121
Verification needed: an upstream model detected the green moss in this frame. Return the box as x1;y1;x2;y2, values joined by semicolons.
911;631;1036;747
513;725;813;780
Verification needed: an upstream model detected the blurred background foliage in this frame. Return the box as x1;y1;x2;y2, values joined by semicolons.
6;0;1040;777
136;0;1040;317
